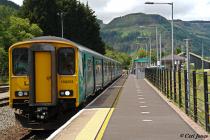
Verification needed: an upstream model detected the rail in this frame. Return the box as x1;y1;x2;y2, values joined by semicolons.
0;84;9;93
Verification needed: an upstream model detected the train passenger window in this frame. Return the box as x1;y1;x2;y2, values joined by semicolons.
12;48;28;75
58;48;75;75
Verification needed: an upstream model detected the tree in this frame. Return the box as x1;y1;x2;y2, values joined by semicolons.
0;48;8;81
176;47;181;54
0;5;43;81
105;46;131;69
20;0;105;54
20;0;59;36
0;5;43;50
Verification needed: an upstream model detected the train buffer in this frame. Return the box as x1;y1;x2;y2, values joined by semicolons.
48;75;208;140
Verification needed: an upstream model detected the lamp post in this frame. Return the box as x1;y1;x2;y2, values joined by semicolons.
184;39;190;113
57;12;64;38
139;25;158;66
159;33;162;67
145;1;174;72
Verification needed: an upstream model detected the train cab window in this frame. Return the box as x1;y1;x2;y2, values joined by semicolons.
12;48;28;75
58;48;75;75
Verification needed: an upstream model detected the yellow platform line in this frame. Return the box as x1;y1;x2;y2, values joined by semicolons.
74;76;127;140
75;108;110;140
96;76;127;140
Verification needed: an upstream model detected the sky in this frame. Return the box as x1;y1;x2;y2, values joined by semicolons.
11;0;210;23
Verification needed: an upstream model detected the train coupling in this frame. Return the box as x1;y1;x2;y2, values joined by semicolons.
35;107;48;120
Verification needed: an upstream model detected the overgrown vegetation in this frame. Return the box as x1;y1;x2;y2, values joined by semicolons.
0;5;43;82
105;46;131;69
20;0;105;54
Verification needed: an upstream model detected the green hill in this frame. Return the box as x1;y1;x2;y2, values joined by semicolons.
100;13;210;57
0;0;20;9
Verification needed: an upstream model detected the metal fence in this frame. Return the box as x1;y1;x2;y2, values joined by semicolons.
145;68;210;132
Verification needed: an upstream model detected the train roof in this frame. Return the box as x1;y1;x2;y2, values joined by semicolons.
12;36;120;64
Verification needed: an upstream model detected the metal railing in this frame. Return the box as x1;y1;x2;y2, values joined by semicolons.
145;68;210;132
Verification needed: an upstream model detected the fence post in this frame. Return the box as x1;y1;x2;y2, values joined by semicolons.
170;69;172;100
161;69;163;92
203;72;209;131
178;69;182;107
174;69;177;102
158;68;160;89
192;71;197;122
162;69;164;94
167;70;169;98
184;70;188;115
164;69;166;95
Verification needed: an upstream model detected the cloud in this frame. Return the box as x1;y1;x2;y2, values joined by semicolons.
11;0;23;5
103;0;140;13
79;0;108;10
11;0;210;23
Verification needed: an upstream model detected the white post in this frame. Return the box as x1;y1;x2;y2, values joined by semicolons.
156;26;158;66
61;12;64;38
202;41;204;70
185;39;190;111
159;33;162;67
171;3;174;79
57;12;64;38
149;37;152;67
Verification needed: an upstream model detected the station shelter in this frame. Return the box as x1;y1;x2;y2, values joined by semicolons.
134;57;149;79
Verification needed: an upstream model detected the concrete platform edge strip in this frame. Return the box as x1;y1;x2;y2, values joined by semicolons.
144;78;209;137
47;76;125;140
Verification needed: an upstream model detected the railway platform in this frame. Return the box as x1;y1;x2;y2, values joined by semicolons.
48;75;208;140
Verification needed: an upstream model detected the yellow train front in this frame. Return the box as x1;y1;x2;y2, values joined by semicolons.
9;36;122;129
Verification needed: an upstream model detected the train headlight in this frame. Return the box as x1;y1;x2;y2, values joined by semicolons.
18;91;23;97
60;90;73;96
65;91;70;96
15;91;29;97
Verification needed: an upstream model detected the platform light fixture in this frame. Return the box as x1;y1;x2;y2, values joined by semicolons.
145;1;174;73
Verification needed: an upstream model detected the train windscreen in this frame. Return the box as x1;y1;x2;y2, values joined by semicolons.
58;48;75;75
12;48;28;75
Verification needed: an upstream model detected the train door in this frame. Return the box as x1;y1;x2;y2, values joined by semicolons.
29;44;56;106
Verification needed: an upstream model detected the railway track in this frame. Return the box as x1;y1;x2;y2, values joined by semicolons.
0;97;9;107
0;84;9;93
20;130;55;140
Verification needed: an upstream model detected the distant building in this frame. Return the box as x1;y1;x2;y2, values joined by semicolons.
178;52;210;69
161;54;185;69
132;57;150;79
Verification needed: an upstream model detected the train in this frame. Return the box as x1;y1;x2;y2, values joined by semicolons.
9;36;122;129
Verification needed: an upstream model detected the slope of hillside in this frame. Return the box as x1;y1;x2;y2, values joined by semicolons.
0;0;20;9
100;13;210;57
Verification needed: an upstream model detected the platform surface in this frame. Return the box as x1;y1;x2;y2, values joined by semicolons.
48;75;127;140
48;75;205;140
102;75;201;140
